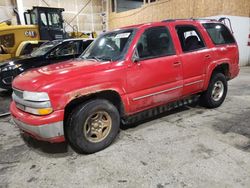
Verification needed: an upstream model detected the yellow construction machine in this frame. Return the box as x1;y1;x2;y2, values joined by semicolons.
0;6;96;62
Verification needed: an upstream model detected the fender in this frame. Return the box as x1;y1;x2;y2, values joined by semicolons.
203;58;231;90
60;82;130;114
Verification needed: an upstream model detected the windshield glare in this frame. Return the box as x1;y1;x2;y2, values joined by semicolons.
81;29;135;61
31;41;61;57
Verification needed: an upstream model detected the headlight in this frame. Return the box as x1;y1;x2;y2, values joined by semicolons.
23;91;50;101
13;90;53;115
2;64;21;72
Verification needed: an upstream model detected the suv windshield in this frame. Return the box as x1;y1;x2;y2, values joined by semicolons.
81;29;135;61
31;40;61;57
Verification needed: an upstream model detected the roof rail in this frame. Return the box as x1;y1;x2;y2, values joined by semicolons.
162;18;217;22
162;19;190;22
193;18;217;21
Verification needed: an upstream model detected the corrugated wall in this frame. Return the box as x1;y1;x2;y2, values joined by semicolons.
108;0;250;29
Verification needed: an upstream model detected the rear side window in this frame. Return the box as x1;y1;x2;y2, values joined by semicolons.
136;26;175;59
175;25;206;52
203;23;235;45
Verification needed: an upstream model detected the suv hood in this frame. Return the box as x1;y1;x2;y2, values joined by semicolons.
12;59;111;91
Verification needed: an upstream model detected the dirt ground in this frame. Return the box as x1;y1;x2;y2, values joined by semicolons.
0;67;250;188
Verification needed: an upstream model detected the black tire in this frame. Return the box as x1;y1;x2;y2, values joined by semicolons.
66;99;120;154
200;73;228;108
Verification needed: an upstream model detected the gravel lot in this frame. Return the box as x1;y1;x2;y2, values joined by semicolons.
0;67;250;188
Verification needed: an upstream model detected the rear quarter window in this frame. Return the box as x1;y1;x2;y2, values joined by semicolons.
203;23;235;45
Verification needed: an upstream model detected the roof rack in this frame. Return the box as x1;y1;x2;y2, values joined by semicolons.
162;18;217;22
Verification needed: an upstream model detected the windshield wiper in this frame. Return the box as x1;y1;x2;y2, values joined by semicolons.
81;56;100;61
96;56;112;61
81;56;112;61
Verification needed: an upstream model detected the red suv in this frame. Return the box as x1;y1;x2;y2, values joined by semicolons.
11;19;239;154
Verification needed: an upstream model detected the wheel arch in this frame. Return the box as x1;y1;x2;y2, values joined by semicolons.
204;62;230;90
211;63;230;78
63;89;125;129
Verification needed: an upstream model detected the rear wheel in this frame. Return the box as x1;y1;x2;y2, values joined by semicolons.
66;99;120;154
200;73;227;108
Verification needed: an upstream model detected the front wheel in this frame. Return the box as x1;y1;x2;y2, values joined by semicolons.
66;99;120;154
200;73;228;108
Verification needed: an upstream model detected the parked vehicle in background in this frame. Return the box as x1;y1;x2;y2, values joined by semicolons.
11;19;239;154
0;6;96;62
0;38;93;90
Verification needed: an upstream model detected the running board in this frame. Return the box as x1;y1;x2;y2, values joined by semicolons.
122;95;200;125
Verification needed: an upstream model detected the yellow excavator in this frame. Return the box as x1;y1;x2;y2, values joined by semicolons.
0;6;96;62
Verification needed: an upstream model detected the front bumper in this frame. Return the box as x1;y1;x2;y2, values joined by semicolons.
10;102;65;143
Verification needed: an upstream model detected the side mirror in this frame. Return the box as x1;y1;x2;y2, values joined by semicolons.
132;56;139;63
132;48;140;63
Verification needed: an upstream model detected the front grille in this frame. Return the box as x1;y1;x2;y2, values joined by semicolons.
13;88;23;99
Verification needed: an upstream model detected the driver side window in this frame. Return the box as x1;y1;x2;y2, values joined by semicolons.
136;26;175;60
